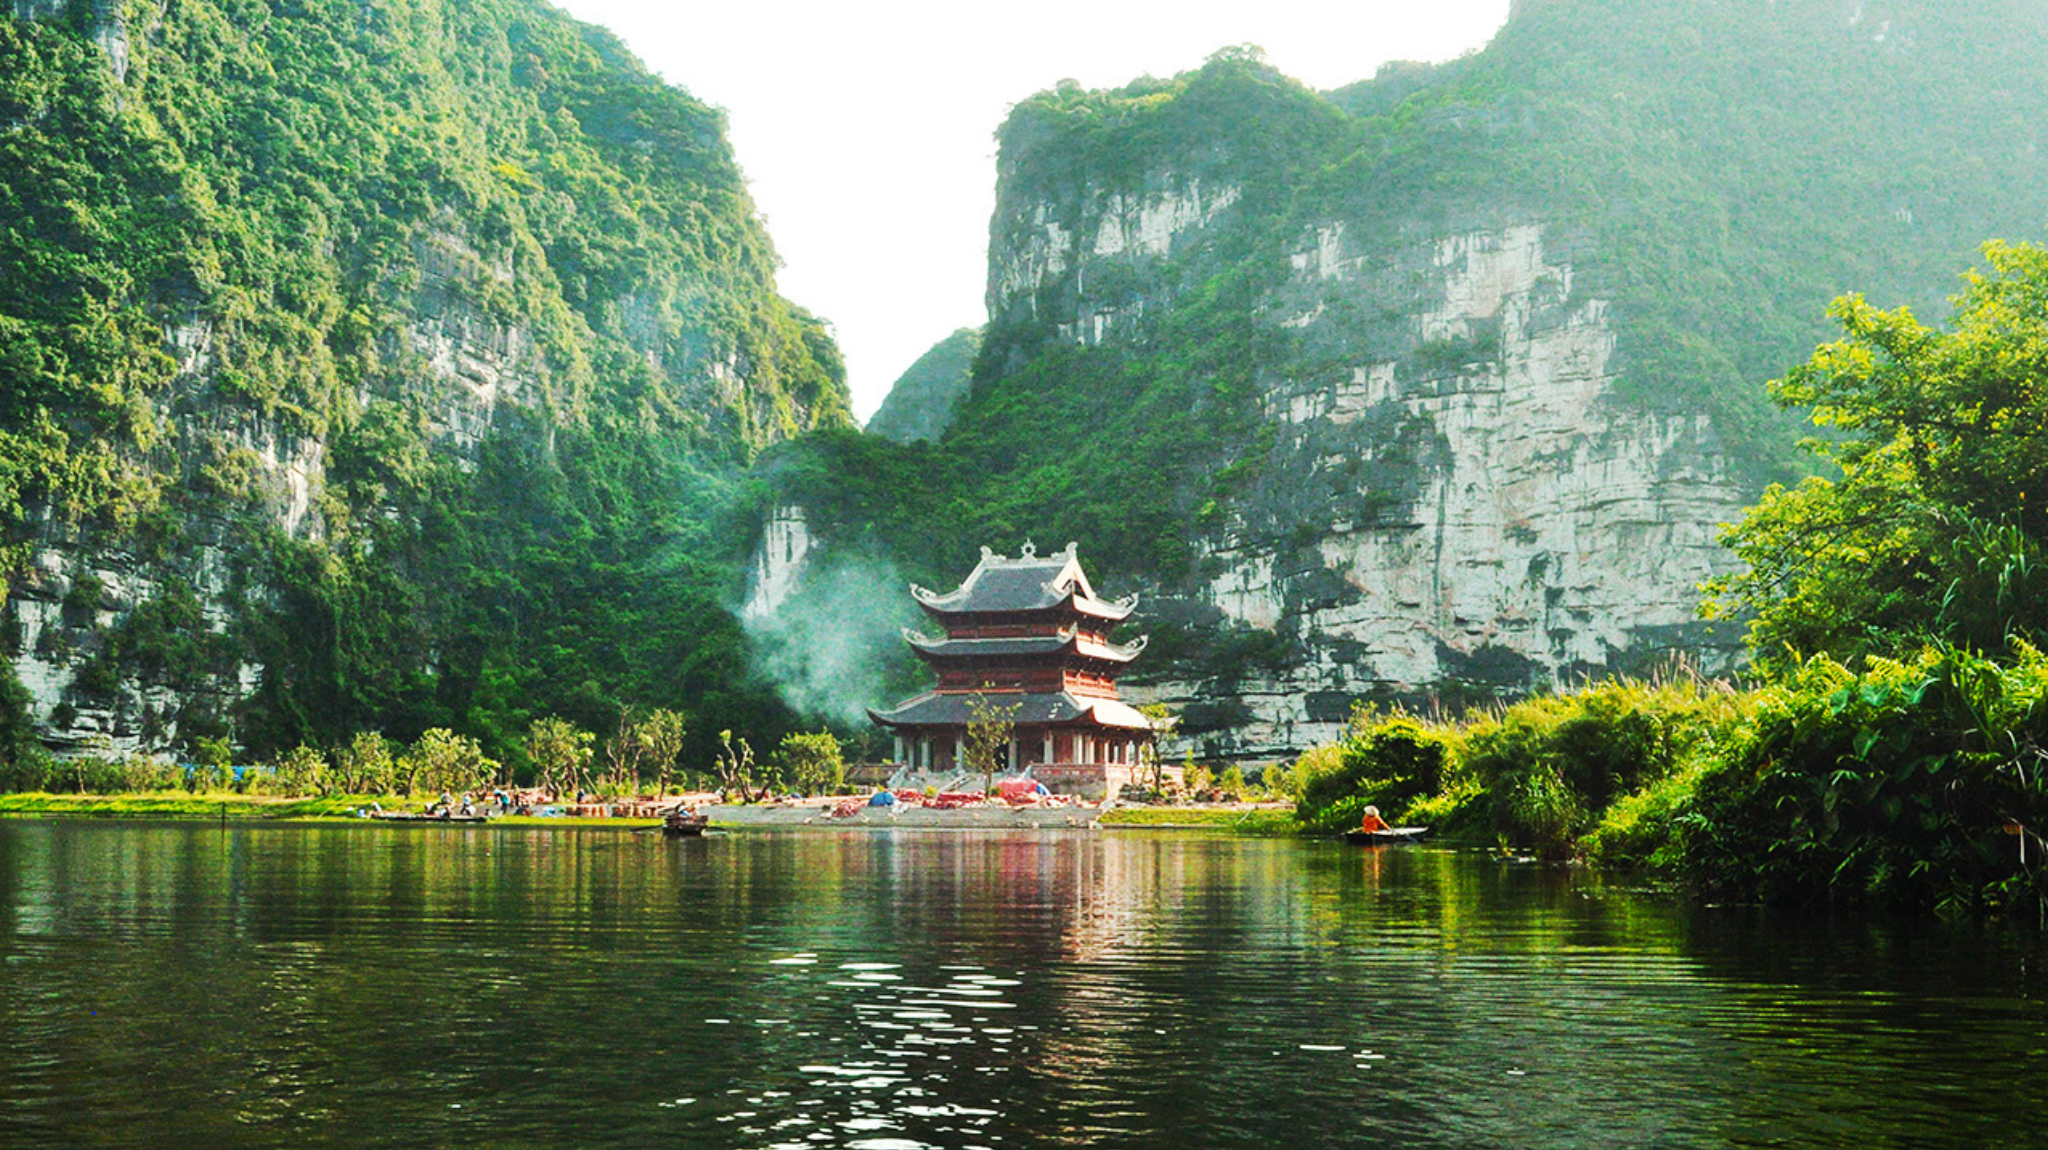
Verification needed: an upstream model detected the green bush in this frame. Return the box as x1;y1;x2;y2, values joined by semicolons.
1218;765;1247;799
0;746;56;792
1458;679;1737;856
1672;648;2048;911
772;730;845;796
1582;765;1706;871
1293;710;1453;832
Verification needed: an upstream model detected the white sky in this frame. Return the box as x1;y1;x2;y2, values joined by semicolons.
552;1;1514;420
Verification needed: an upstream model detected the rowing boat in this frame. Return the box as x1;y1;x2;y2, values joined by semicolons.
1344;826;1428;845
663;812;710;837
370;811;491;824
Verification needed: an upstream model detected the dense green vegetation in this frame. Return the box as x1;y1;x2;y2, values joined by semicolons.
1704;241;2048;668
0;2;851;770
775;2;2048;698
0;704;848;800
1293;244;2048;914
863;327;981;444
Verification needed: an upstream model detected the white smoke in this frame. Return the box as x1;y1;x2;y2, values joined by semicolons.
742;550;921;727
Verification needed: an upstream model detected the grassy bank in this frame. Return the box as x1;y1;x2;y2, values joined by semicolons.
1099;806;1299;835
0;792;381;820
0;793;679;827
0;792;1311;836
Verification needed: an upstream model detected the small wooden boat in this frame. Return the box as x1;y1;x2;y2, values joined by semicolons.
1345;826;1428;845
662;811;710;837
371;811;491;824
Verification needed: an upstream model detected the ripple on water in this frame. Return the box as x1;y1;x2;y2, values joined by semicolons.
5;825;2042;1150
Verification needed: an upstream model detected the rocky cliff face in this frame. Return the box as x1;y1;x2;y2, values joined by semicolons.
1166;222;1744;753
2;1;850;757
811;2;2048;762
962;173;1746;755
10;221;549;752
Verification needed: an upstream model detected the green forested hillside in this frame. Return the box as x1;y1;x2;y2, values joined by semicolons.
863;327;980;443
0;0;850;766
785;0;2048;703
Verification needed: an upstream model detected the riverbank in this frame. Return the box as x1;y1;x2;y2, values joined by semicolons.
0;792;375;820
0;792;1304;835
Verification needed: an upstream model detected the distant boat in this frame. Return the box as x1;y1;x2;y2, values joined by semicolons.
1345;826;1428;846
663;811;710;837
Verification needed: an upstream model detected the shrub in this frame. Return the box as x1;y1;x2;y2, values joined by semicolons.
774;730;845;796
1674;648;2048;911
335;731;397;794
1461;679;1738;856
1582;765;1706;871
258;745;332;797
1294;710;1453;832
1218;765;1246;799
400;729;497;797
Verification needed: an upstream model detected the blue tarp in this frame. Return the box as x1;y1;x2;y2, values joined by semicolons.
869;791;898;807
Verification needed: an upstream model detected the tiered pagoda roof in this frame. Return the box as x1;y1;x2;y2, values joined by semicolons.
868;542;1153;735
870;691;1154;731
902;628;1148;664
910;542;1137;621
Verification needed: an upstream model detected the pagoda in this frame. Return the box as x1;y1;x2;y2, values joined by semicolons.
868;542;1155;798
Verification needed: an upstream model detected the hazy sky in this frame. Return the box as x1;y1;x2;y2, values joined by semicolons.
552;1;1514;419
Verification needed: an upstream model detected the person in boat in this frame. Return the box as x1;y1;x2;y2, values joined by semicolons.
1359;805;1392;833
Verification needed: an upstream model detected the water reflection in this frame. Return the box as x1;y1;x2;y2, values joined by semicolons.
0;823;2041;1149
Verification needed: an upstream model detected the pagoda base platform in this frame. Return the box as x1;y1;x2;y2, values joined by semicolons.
1005;762;1181;801
880;763;1178;802
1023;763;1137;800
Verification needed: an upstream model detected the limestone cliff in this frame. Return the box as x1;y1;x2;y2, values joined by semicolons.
1150;221;1748;752
1;1;849;758
799;1;2048;761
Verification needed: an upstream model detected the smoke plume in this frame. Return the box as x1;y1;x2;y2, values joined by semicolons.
742;550;920;729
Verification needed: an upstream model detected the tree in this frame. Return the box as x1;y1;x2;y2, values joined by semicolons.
336;731;397;794
962;691;1020;795
270;745;331;797
402;729;496;796
1706;241;2048;667
525;718;591;799
774;730;845;796
190;735;233;793
714;729;757;799
602;708;648;797
634;709;688;797
1138;702;1177;792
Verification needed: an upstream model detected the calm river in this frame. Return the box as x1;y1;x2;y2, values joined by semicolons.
0;821;2041;1148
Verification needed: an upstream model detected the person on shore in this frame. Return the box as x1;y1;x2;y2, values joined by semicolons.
1359;805;1391;833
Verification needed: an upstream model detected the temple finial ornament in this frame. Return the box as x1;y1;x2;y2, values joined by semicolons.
1021;539;1037;558
979;545;995;562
